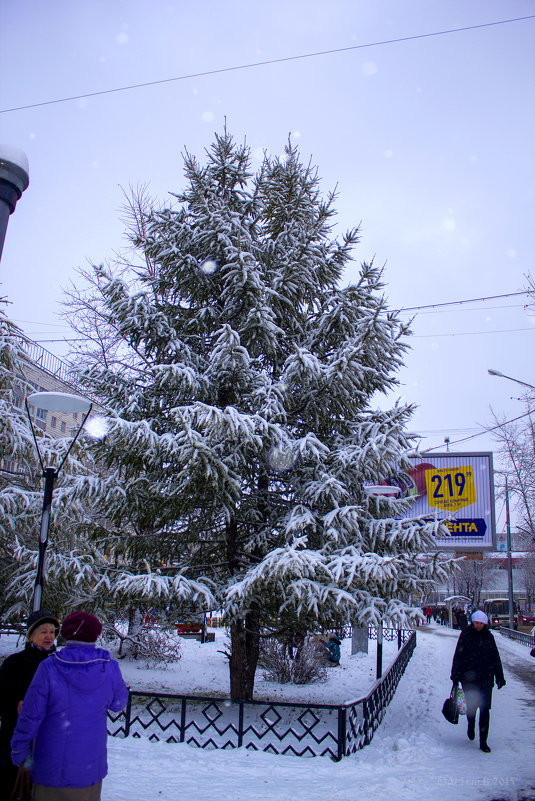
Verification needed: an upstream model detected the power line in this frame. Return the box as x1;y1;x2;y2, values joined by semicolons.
415;303;526;316
16;291;533;335
394;290;530;313
31;324;535;345
412;326;534;338
1;15;534;115
424;410;533;452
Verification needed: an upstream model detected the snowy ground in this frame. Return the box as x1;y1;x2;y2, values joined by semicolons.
109;628;402;704
1;624;534;800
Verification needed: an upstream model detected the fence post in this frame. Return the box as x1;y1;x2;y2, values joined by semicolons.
124;692;132;737
362;697;371;745
397;628;402;649
238;701;244;748
376;626;383;679
180;697;186;742
337;705;347;760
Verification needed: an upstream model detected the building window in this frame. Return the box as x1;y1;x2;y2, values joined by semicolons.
13;394;23;409
50;416;57;428
60;421;66;434
36;408;47;422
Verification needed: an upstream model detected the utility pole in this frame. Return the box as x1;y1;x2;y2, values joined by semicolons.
505;477;515;630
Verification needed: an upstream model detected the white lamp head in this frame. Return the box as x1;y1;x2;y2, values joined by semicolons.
0;144;30;194
26;392;91;414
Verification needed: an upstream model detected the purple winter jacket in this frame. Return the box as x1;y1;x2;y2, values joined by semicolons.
10;642;128;788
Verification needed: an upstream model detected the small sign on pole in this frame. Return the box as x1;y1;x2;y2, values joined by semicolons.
455;551;484;561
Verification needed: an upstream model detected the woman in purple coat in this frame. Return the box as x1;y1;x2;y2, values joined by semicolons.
11;611;128;801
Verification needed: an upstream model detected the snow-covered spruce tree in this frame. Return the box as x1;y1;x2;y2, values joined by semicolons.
66;132;451;700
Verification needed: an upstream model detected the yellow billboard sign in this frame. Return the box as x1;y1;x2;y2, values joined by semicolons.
425;465;476;512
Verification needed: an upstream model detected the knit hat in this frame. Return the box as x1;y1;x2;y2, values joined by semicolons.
60;611;102;642
26;610;60;639
471;610;488;625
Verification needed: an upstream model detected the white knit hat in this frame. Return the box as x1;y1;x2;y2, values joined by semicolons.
471;610;488;624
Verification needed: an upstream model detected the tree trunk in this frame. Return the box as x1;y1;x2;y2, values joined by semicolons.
125;607;144;659
225;512;262;700
229;611;260;701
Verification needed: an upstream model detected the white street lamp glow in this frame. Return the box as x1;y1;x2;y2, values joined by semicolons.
84;415;109;440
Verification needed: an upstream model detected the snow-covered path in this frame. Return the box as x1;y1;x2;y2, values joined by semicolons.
104;625;535;801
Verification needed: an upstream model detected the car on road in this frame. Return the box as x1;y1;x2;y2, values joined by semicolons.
520;610;535;625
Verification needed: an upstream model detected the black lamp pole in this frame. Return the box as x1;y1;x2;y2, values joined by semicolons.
0;145;29;261
26;399;92;612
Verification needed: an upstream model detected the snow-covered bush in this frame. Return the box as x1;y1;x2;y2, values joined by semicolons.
260;636;327;685
105;623;182;668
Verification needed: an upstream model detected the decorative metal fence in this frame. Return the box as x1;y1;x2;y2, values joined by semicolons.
108;629;416;760
499;627;535;648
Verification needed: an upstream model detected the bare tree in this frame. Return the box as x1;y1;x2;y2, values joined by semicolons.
518;547;535;608
61;183;162;378
455;556;497;606
491;405;535;545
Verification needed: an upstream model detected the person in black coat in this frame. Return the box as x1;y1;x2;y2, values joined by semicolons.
450;609;505;753
0;610;59;801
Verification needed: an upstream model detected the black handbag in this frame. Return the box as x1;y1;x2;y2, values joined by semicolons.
9;765;32;801
442;684;460;725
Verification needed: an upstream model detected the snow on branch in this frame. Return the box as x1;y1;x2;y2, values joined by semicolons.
112;571;215;607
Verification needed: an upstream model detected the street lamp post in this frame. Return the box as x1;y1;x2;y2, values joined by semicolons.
363;484;400;677
0;145;30;261
488;369;535;392
488;368;533;630
25;392;92;612
504;477;515;631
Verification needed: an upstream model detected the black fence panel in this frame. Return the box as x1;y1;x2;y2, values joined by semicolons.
108;628;417;760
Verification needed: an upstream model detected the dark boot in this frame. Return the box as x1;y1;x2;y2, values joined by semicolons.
467;717;475;741
479;708;490;752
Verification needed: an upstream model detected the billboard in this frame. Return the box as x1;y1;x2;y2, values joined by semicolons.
393;452;496;551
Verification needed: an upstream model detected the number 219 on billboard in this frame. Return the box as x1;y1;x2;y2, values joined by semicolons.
425;465;476;512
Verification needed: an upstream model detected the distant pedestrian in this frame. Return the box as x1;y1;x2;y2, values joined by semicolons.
457;608;468;631
0;610;59;801
424;606;432;624
325;634;341;666
450;610;505;753
11;611;128;801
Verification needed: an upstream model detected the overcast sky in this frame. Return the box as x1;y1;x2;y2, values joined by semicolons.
1;1;534;528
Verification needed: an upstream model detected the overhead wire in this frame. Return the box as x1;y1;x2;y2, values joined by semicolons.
1;15;534;114
412;327;534;338
424;410;534;452
393;290;530;313
16;289;533;342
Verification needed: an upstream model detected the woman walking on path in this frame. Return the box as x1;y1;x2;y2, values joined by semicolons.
0;610;59;801
10;611;128;801
450;610;505;753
